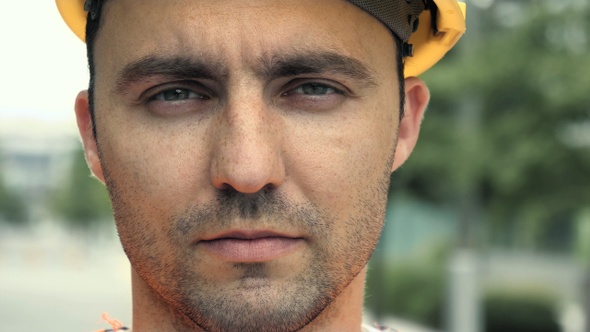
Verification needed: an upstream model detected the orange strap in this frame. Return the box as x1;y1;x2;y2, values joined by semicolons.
93;312;127;332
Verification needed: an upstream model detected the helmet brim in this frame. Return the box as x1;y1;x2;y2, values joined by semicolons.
54;0;466;77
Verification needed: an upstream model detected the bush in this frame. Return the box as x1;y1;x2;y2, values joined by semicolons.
366;262;446;329
484;287;560;332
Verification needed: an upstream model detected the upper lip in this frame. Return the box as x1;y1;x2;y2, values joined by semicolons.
199;230;302;242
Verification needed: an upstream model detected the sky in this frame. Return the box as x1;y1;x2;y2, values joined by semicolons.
0;1;89;136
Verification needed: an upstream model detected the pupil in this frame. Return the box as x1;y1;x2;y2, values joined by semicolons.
165;89;188;101
303;84;327;95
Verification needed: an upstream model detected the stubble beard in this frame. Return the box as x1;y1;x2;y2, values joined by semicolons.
100;151;394;332
164;193;351;332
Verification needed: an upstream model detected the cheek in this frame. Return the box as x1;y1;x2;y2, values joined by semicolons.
97;118;213;215
284;102;398;218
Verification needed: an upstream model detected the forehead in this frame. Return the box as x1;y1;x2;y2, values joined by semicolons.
95;0;397;79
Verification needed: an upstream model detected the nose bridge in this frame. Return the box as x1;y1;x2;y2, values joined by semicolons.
210;89;285;193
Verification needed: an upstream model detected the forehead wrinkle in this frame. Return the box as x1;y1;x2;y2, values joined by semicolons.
256;50;378;88
113;55;229;94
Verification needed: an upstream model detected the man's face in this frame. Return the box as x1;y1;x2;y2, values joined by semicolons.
89;0;404;330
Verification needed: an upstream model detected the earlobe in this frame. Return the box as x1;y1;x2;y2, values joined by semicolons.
75;90;106;184
391;76;430;173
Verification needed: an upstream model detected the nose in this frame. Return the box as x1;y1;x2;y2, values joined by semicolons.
210;98;286;194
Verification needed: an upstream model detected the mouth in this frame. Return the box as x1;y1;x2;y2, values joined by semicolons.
197;231;305;263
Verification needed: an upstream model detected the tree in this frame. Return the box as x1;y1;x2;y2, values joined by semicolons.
396;0;590;251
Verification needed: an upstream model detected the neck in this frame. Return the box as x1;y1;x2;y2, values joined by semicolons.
300;267;367;331
130;267;367;332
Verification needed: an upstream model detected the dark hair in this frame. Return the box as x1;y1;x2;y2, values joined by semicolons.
85;2;105;139
85;3;406;137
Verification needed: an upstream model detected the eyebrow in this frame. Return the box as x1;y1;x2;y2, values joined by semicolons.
257;51;378;87
113;51;377;94
114;55;229;93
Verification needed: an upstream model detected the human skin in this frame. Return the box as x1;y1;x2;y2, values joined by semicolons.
74;0;430;331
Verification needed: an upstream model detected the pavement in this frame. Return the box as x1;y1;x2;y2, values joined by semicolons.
0;221;132;331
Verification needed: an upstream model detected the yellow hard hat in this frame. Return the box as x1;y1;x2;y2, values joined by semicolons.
55;0;466;77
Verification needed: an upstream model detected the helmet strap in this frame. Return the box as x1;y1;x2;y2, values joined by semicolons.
402;43;414;58
84;0;101;21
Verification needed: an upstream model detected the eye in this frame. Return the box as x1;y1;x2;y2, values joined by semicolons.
278;80;347;112
150;88;209;101
143;84;215;116
283;82;342;97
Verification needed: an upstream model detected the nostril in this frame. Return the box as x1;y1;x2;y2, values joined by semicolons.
262;183;277;192
219;183;233;191
217;182;277;195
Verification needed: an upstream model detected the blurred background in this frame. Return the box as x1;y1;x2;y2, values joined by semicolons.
1;0;589;331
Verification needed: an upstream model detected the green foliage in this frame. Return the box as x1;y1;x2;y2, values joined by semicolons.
484;287;560;332
366;243;450;328
51;147;112;228
0;177;27;224
397;1;590;250
574;209;590;264
366;261;446;328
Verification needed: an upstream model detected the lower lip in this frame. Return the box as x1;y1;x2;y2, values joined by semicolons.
198;237;304;262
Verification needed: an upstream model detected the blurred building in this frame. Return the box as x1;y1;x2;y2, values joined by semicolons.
0;110;78;216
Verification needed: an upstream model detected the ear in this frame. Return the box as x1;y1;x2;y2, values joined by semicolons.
391;76;430;172
75;90;106;184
